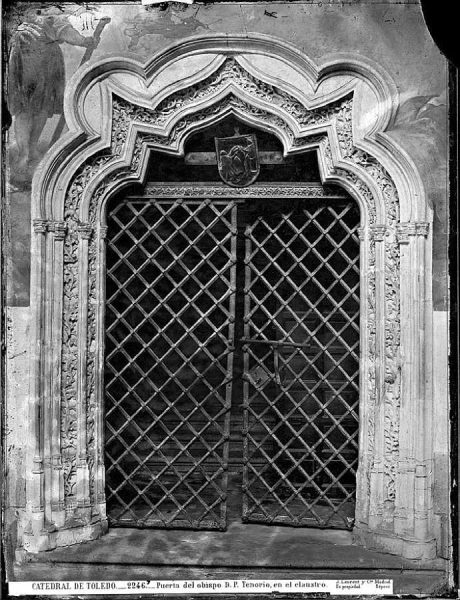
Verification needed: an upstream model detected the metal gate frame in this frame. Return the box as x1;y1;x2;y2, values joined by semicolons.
103;184;360;531
241;200;360;529
104;197;238;529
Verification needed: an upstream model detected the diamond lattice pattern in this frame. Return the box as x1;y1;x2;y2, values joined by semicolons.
105;199;236;529
242;199;360;529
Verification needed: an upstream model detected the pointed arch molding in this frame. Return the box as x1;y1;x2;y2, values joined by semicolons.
27;35;435;560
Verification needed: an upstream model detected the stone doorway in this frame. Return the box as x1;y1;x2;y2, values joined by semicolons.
20;36;440;564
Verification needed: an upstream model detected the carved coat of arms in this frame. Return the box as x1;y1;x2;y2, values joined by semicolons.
215;133;260;187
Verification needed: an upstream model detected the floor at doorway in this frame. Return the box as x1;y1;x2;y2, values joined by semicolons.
15;524;410;568
13;524;450;595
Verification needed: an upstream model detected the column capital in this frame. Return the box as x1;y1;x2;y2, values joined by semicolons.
396;222;429;244
414;222;430;237
370;225;387;242
77;223;93;240
357;226;366;241
33;219;49;234
49;221;67;241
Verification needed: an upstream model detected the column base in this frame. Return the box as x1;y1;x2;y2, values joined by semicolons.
20;519;108;556
353;525;437;561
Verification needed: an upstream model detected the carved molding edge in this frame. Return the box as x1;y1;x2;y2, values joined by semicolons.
139;184;349;198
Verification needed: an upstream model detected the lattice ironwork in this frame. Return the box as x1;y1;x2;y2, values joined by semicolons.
105;198;237;529
105;192;360;531
241;198;360;529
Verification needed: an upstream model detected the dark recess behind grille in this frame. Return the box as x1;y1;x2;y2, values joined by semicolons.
145;116;321;183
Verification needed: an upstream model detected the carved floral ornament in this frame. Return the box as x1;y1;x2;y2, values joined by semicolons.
26;35;434;559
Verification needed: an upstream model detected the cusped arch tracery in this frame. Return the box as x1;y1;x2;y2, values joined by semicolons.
71;56;398;225
55;54;402;516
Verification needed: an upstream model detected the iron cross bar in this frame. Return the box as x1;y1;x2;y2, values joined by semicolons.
239;337;310;348
239;337;311;387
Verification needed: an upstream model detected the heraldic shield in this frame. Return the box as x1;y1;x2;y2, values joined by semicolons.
215;133;260;187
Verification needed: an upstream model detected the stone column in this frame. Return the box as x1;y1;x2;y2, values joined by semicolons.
366;224;387;532
48;221;67;528
23;220;48;552
94;225;109;523
354;225;371;529
74;223;93;519
394;222;435;559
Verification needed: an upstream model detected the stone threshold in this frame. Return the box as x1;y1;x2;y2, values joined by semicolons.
10;526;450;595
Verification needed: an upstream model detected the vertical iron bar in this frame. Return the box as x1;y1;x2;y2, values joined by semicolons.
242;217;252;520
220;200;238;530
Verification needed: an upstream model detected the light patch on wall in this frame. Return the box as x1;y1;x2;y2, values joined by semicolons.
68;6;108;35
351;81;380;141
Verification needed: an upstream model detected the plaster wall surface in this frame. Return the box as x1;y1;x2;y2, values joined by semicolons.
4;308;31;559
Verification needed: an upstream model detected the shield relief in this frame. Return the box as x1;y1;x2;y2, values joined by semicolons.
215;134;260;187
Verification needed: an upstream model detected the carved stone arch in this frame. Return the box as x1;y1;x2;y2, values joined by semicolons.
27;34;434;561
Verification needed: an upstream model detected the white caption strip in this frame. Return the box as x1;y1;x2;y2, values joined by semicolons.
10;579;393;596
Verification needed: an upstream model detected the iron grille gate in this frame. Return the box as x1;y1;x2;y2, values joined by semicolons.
241;199;360;529
105;195;360;531
105;199;237;529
